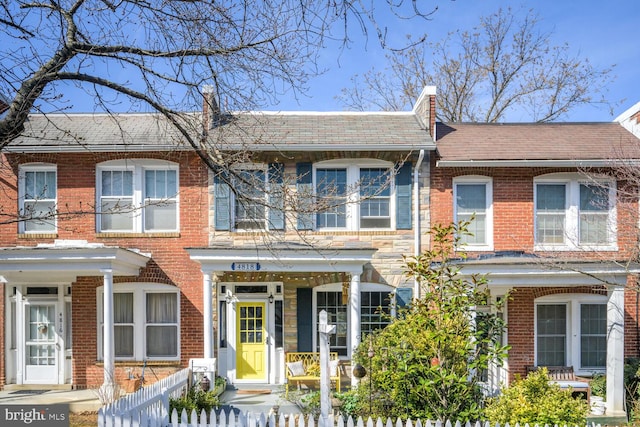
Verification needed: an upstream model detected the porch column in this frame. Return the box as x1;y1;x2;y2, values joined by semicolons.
606;286;624;414
102;269;115;389
203;271;214;359
349;271;361;387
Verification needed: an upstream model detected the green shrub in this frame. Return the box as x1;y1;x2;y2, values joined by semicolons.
484;368;589;426
169;387;220;420
590;373;606;398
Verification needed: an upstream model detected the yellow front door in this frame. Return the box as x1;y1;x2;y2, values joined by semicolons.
236;302;266;380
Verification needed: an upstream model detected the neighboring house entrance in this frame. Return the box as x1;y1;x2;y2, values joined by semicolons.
24;300;59;384
235;302;267;381
8;285;71;386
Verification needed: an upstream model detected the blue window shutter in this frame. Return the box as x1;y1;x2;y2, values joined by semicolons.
297;288;313;351
269;163;285;230
396;287;413;309
396;162;412;230
296;162;313;230
214;173;231;231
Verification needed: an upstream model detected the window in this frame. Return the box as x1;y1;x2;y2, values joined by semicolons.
534;174;616;250
453;176;493;249
19;164;57;233
213;163;284;231
535;295;606;374
360;291;392;336
234;169;267;230
314;160;394;231
97;160;178;233
98;284;179;360
316;291;348;355
314;283;394;355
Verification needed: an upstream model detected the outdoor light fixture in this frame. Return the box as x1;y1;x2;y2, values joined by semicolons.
352;363;366;379
268;293;274;303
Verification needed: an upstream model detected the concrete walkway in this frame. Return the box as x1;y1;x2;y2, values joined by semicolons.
0;384;303;416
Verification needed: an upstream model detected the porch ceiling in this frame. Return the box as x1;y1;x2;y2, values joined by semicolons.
187;244;377;274
0;242;150;284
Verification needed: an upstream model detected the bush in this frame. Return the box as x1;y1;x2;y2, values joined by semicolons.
169;387;220;420
590;373;606;398
484;368;589;426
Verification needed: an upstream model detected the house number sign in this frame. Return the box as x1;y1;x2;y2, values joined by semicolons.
231;262;261;271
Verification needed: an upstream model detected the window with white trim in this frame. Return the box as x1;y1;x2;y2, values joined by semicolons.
97;283;180;360
535;294;606;374
314;160;394;231
313;283;394;356
19;164;57;233
534;174;616;250
234;167;267;230
453;176;493;250
97;160;178;232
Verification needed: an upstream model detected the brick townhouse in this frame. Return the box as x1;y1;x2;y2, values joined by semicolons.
431;119;640;416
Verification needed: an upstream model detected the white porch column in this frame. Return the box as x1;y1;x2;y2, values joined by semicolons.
606;286;625;415
102;269;115;388
15;286;24;385
349;271;361;387
203;271;214;359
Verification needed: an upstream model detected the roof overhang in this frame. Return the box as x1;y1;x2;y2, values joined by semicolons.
450;256;637;289
0;242;150;284
436;159;640;168
187;244;377;274
219;144;436;152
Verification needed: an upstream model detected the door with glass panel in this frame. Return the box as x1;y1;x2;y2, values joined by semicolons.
24;301;59;383
236;302;266;381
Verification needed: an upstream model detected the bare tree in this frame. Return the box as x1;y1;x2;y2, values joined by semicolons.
0;0;432;232
338;7;616;122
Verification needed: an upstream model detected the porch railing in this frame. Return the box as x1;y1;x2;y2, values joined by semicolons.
98;366;190;427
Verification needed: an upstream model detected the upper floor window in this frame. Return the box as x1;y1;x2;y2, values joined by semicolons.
19;164;57;233
214;163;284;231
97;283;180;361
534;174;616;250
314;160;394;231
97;160;179;233
453;176;493;250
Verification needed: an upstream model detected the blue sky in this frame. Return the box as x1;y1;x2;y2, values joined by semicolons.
273;0;639;122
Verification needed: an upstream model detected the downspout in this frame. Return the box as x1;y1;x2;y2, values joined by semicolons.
413;149;425;300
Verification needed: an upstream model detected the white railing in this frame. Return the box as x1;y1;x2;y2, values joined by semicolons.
98;367;190;427
98;410;613;427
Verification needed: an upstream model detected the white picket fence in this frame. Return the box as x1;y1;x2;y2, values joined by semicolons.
97;411;610;427
98;367;190;427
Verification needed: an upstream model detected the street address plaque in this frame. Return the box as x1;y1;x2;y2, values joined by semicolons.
231;262;261;271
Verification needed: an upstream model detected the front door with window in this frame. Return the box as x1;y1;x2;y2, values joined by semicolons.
236;302;267;381
24;301;59;384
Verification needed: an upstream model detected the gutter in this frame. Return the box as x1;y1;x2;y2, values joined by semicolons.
435;159;640;168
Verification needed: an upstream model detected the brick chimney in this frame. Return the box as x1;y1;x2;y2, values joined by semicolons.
413;86;437;140
202;85;220;132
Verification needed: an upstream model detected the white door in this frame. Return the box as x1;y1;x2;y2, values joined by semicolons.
24;301;59;384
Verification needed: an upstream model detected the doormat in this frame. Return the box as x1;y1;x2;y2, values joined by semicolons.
236;389;271;395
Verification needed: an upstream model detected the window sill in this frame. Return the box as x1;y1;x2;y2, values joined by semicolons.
534;244;618;252
97;360;181;366
97;232;180;238
18;233;58;239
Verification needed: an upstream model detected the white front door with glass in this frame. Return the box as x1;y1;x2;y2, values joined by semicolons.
24;301;61;384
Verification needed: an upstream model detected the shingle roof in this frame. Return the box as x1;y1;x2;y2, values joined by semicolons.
207;112;434;151
7;113;198;152
436;122;640;166
7;111;435;153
